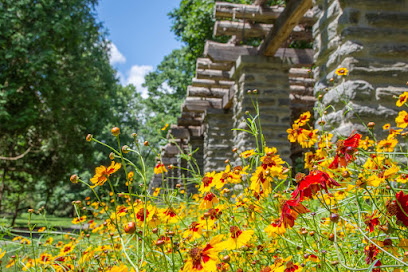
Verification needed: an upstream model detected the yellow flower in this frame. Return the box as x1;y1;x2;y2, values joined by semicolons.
265;221;286;237
241;149;255;159
395;110;408;128
60;242;75;255
183;235;223;272
383;123;391;130
38;227;46;232
298;129;319;148
199;192;219;210
335;67;348;76
359;136;374;150
219;226;254;250
154;163;167;174
153;188;161;197
0;248;5;260
377;138;398;152
72;216;87;224
199;171;217;193
90;161;121;187
161;123;169;130
294;111;311;126
397;92;408;107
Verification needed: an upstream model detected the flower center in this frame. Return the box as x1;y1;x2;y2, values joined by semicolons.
229;226;242;238
202;176;212;187
189;247;203;262
136;208;149;221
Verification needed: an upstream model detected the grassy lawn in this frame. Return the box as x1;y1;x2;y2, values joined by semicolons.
0;213;73;230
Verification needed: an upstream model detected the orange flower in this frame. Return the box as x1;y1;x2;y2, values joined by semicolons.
90;161;121;187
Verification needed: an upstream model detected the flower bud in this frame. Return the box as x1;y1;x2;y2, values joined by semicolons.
86;134;93;142
109;152;115;160
367;122;375;129
122;145;130;153
124;222;136;234
111;127;120;136
232;147;237;153
28;209;34;213
152;228;158;234
330;213;340;223
144;141;149;146
176;184;181;188
156;240;165;247
222;255;230;262
70;174;79;184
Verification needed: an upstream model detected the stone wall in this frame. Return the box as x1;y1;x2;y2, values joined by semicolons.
203;108;234;173
313;0;408;137
230;55;292;163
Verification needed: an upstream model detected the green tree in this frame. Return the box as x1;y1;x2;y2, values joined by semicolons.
0;0;138;220
142;0;252;146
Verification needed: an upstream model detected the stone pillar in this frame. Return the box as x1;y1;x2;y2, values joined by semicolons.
230;55;292;164
313;0;408;137
203;108;234;173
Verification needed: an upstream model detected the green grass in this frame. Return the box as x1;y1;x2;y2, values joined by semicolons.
0;213;73;229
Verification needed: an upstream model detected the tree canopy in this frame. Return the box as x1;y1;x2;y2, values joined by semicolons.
0;0;138;218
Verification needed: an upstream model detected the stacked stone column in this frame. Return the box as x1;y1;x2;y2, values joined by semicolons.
203;108;234;173
313;0;408;137
230;55;292;164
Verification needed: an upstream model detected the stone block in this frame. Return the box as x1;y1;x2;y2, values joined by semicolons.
376;87;408;103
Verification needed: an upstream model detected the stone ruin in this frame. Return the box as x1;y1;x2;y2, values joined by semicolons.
150;0;408;193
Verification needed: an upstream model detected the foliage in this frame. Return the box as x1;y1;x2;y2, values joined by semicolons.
3;72;408;272
0;0;138;219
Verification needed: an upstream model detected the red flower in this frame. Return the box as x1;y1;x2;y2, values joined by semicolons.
329;132;361;169
364;211;379;232
365;244;379;264
279;199;310;228
292;170;340;201
394;191;408;227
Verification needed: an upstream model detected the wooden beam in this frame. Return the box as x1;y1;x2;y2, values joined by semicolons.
214;2;314;25
258;0;313;56
204;41;257;63
196;58;232;71
196;69;231;81
214;20;312;41
187;86;228;98
192;78;234;89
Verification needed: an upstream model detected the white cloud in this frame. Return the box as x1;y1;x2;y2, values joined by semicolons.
126;65;154;98
108;43;126;65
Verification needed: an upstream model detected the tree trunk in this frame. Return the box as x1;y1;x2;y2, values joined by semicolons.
10;193;20;227
0;167;7;213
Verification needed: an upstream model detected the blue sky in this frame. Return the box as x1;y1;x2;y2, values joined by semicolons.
96;0;182;96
